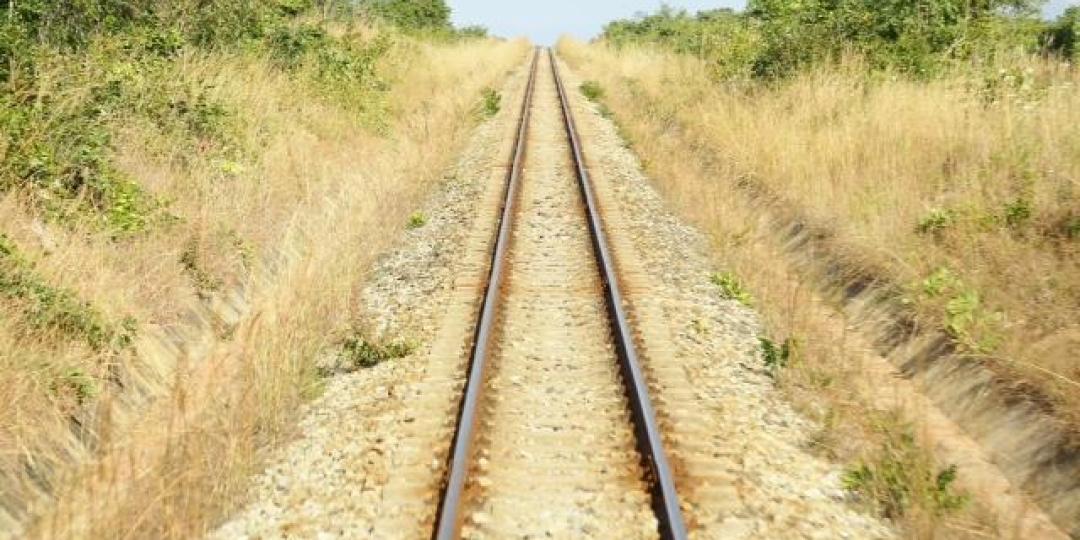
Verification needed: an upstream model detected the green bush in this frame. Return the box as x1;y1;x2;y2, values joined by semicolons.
919;268;1001;353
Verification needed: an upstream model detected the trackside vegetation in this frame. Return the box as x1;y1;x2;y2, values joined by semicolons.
564;0;1079;535
0;0;523;537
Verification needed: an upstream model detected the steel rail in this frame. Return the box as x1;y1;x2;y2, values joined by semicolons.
548;48;689;540
432;47;540;540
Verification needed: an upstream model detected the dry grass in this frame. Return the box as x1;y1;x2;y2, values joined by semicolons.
0;33;529;537
558;37;1079;433
558;38;1079;536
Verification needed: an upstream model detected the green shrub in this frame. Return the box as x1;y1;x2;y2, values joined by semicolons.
1044;6;1080;61
270;23;332;68
456;25;488;39
920;267;1001;353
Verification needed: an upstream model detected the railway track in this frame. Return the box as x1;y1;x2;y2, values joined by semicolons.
433;48;687;540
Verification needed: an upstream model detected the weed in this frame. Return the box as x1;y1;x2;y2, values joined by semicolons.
920;268;1001;353
407;211;427;229
1004;197;1033;229
760;336;796;378
52;368;100;405
580;80;605;101
179;237;223;297
1061;215;1080;239
711;271;753;305
0;234;135;351
690;318;708;335
916;208;957;235
843;422;969;519
921;268;961;298
340;333;416;369
944;290;1001;353
479;87;501;118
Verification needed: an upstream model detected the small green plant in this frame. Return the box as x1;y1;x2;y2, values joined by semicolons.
690;318;708;335
919;267;1001;353
340;333;416;369
710;271;753;305
760;336;796;378
843;424;969;519
944;290;1001;353
921;267;961;298
479;87;501;118
1004;197;1033;229
580;80;605;102
916;208;957;235
407;211;427;229
179;237;223;297
1062;215;1080;240
52;368;100;405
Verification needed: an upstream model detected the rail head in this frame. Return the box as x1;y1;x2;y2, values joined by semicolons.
547;47;689;540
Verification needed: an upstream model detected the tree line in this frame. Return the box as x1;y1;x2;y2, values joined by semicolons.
602;1;1079;78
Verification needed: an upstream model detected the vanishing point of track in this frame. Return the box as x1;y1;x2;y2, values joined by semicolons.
433;48;688;540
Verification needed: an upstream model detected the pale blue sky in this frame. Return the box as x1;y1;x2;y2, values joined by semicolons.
450;0;1079;45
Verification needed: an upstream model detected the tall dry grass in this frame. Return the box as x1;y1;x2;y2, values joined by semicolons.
0;34;529;537
559;39;1079;424
558;38;1079;536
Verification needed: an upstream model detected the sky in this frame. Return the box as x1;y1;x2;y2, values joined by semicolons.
450;0;1080;45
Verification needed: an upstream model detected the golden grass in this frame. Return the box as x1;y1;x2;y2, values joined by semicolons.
558;38;1079;536
558;38;1079;427
0;34;529;537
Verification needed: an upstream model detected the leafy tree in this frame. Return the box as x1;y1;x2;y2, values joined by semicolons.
1045;6;1079;60
602;1;1049;79
746;0;1046;76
